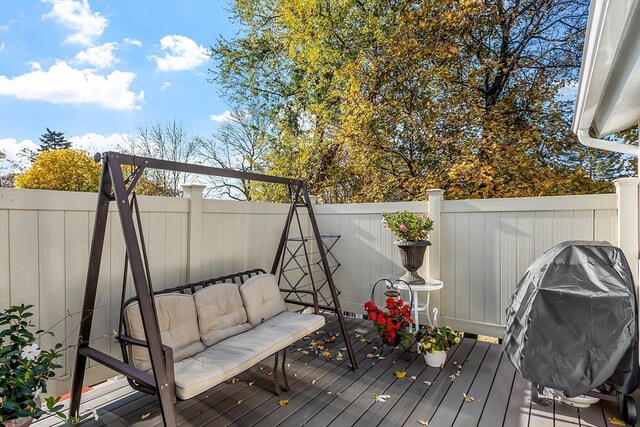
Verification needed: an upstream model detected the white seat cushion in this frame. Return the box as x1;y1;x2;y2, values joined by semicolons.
239;274;287;326
172;311;325;399
124;294;205;371
193;283;252;346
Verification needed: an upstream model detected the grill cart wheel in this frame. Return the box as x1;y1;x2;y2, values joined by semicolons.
619;394;637;426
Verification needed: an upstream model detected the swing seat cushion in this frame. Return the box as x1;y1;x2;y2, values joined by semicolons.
124;294;205;371
239;274;287;326
171;310;325;399
194;283;252;347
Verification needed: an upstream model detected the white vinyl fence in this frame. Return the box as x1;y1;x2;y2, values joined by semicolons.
1;182;637;394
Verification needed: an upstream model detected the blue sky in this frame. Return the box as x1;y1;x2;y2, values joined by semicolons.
0;0;238;170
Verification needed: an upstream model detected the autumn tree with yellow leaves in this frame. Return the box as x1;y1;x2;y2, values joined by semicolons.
15;149;101;192
209;0;635;202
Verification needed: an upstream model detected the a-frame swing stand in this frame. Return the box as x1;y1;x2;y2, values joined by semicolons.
69;152;358;426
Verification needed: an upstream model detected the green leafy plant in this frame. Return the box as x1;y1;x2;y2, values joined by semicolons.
381;210;434;242
414;325;462;354
0;304;65;422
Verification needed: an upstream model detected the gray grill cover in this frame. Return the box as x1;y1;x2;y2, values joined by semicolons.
503;241;638;396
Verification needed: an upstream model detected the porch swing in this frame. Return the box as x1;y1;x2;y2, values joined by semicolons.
68;152;358;426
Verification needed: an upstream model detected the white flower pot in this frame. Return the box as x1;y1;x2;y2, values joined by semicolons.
423;350;447;367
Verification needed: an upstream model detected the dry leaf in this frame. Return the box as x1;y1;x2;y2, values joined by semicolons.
360;338;368;343
312;380;317;384
237;400;243;405
248;381;255;386
278;399;289;407
417;420;428;426
327;391;332;394
423;381;433;386
607;418;626;426
340;347;347;351
449;375;456;381
371;393;391;402
410;376;417;381
367;353;376;359
321;350;334;359
140;413;150;420
230;377;239;384
267;371;273;376
395;371;407;378
463;393;475;403
301;350;310;355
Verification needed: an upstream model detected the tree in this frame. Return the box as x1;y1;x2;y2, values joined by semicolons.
39;128;71;152
15;149;101;192
196;107;270;200
210;0;632;202
124;119;199;196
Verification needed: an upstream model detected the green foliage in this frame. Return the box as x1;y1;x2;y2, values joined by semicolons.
211;0;632;202
15;149;101;192
382;210;434;242
39;128;71;151
415;326;461;354
0;304;63;422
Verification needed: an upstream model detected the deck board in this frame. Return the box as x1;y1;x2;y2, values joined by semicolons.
35;316;632;427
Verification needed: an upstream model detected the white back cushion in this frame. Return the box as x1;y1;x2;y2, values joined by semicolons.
124;293;204;371
193;283;252;347
239;274;287;327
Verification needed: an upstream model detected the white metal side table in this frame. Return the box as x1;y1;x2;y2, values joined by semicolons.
395;278;443;331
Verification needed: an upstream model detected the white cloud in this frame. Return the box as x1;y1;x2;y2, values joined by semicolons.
123;38;142;47
42;0;108;46
0;42;4;53
69;132;129;154
0;61;144;110
160;81;171;91
0;138;39;172
150;35;207;72
0;25;8;32
210;111;234;123
74;42;118;69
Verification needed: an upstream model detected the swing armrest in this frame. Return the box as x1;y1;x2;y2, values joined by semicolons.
279;288;319;312
119;334;176;402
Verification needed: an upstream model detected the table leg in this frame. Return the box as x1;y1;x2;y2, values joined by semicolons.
413;290;419;333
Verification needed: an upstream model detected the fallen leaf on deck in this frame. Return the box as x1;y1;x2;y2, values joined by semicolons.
301;350;310;355
340;347;347;351
417;420;428;426
367;353;376;359
360;338;368;342
410;376;417;380
321;350;333;359
248;381;255;386
371;393;391;402
607;417;626;426
423;381;433;386
230;377;239;384
327;391;332;394
267;372;273;376
449;375;456;381
237;400;243;405
395;371;407;378
463;393;475;402
312;380;317;384
278;399;289;407
140;413;150;420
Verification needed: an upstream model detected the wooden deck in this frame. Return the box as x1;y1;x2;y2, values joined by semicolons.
35;315;634;427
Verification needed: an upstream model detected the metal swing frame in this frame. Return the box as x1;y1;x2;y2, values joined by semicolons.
68;152;358;426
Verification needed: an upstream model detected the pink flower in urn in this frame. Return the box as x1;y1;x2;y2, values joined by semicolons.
399;224;407;232
381;219;388;229
422;213;428;219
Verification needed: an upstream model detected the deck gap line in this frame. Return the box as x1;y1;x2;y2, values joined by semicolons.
451;341;491;426
500;364;518;427
476;352;507;424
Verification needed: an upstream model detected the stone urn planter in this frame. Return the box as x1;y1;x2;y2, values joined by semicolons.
423;350;447;367
395;240;431;285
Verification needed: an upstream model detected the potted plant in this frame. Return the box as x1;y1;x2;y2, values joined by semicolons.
415;325;462;367
363;298;414;348
382;210;434;284
1;304;64;426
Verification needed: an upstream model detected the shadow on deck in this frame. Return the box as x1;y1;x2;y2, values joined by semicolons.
35;315;631;427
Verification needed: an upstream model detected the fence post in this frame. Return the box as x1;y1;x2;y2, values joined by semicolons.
615;178;640;288
426;189;444;321
182;184;206;283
